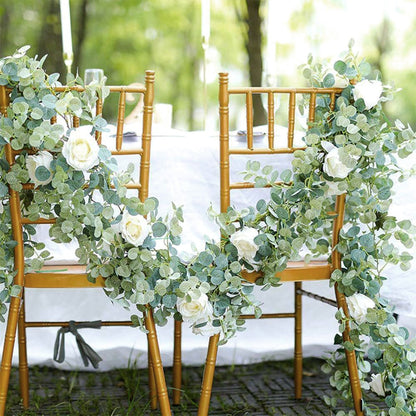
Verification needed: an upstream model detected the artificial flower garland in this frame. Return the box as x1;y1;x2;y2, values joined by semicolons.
0;45;416;414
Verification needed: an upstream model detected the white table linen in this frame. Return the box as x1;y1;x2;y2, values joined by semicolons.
1;125;415;371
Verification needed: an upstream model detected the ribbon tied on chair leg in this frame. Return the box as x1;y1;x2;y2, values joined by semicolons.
53;320;103;369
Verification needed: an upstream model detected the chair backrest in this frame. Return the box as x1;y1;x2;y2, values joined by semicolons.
218;72;345;268
0;70;155;287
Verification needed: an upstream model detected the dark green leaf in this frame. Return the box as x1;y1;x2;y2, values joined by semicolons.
378;186;391;200
354;98;366;112
162;294;177;308
367;347;382;360
351;249;366;264
152;222;167;237
89;172;99;188
280;169;292;183
275;207;289;220
214;254;228;269
323;73;335;88
35;166;51;182
359;234;375;251
198;251;213;267
256;199;266;213
211;269;224;285
346;226;360;238
334;60;347;75
103;190;121;205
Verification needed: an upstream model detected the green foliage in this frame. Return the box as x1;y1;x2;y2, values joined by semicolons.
0;47;183;331
298;47;416;413
1;46;416;414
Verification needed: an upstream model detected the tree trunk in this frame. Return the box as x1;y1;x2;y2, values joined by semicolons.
373;17;392;78
37;0;66;78
0;3;12;56
245;0;267;126
186;3;198;130
73;0;89;74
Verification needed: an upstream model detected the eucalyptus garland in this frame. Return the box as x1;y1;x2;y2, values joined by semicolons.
1;45;416;415
0;46;184;332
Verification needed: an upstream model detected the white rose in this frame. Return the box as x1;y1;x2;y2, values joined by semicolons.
62;128;100;171
353;80;383;110
192;318;221;337
369;373;385;397
120;211;150;246
177;292;213;324
26;150;53;187
346;293;376;324
323;147;357;179
230;227;259;262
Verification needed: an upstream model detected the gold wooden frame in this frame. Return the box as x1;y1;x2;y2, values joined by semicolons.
0;72;171;415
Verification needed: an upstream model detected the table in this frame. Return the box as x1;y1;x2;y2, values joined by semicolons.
1;125;415;371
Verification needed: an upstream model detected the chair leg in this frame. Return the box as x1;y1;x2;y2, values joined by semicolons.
144;308;171;416
172;320;182;405
334;285;364;416
0;295;22;415
148;342;158;410
17;290;29;408
197;333;220;416
294;282;302;399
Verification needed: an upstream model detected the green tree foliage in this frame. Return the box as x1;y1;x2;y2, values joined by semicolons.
1;0;415;129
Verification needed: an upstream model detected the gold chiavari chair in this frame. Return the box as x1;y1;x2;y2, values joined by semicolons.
193;73;364;415
0;71;171;416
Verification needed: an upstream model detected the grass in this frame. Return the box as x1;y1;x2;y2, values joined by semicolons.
4;358;383;415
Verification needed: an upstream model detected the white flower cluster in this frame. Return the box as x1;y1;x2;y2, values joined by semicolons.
26;150;53;187
177;291;220;337
230;227;259;263
368;373;385;397
62;129;100;171
120;211;150;246
27;128;101;188
346;293;375;324
353;80;383;110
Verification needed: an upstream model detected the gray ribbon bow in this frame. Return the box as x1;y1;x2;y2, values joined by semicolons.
53;320;103;369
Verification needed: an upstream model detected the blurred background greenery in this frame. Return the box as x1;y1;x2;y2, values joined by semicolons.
0;0;415;130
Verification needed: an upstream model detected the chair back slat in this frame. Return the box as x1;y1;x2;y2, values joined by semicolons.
219;72;346;266
287;91;296;148
140;70;155;203
95;97;103;144
116;89;126;151
4;143;25;287
307;92;317;124
245;92;254;149
267;92;274;149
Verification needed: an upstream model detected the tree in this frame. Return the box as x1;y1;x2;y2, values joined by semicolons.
73;0;89;72
235;0;267;126
37;0;66;76
0;2;12;57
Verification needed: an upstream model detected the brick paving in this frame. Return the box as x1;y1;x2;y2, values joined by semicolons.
6;358;384;415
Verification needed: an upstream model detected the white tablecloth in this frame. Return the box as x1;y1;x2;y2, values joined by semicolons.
1;125;415;371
